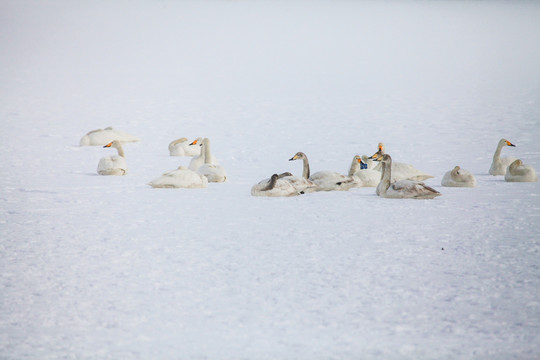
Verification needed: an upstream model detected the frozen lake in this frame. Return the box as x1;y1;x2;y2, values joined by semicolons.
1;0;540;358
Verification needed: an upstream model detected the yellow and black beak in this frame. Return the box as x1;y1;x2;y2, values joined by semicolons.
506;140;516;147
189;140;198;146
371;153;383;161
289;155;298;161
103;142;113;148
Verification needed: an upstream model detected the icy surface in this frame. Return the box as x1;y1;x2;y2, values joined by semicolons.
1;1;540;359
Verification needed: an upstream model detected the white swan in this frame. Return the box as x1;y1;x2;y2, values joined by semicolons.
168;137;202;156
251;173;299;197
373;153;441;199
289;152;354;191
97;140;128;176
489;138;517;175
80;126;139;146
441;166;477;187
189;138;219;171
349;155;381;187
370;142;434;181
504;159;538;182
197;138;226;182
148;166;208;188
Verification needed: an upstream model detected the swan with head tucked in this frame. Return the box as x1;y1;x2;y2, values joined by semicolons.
289;152;355;191
441;166;477;187
504;159;538;182
168;137;202;156
370;142;434;181
148;166;208;188
197;138;227;182
97;140;128;176
251;173;300;197
372;153;441;199
189;138;219;171
489;138;517;175
80;126;139;146
349;155;380;187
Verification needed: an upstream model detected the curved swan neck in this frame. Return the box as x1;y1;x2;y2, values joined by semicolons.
301;155;310;179
263;174;278;191
493;140;506;162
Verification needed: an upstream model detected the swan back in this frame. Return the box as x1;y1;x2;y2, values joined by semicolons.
148;166;208;188
251;174;299;197
441;166;477;187
80;127;139;146
504;159;538;182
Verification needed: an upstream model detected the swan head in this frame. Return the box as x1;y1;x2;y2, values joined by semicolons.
369;143;385;160
103;140;122;148
372;153;391;163
190;138;202;146
289;152;307;161
500;138;516;147
354;155;369;169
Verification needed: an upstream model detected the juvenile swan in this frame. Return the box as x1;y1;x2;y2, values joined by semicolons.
504;159;538;182
80;127;139;146
97;140;128;176
289;152;356;191
373;153;441;199
197;138;227;182
370;142;434;181
148;166;208;188
489;138;517;175
251;174;299;197
168;137;202;156
441;166;477;187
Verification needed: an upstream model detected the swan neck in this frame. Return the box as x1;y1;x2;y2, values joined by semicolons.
302;156;310;179
116;144;125;158
493;141;504;162
379;160;392;192
263;176;277;191
349;158;360;176
203;140;211;164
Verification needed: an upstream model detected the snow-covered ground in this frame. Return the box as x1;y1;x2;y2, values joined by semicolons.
1;0;540;358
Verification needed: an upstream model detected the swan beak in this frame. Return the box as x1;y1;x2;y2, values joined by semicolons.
103;142;112;148
506;141;516;147
189;140;198;145
289;155;297;161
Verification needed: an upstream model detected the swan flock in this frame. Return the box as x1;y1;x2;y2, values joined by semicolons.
83;129;537;195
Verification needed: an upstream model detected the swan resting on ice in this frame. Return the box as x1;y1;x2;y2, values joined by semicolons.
80;126;139;146
251;173;300;197
441;166;477;187
289;151;356;191
504;159;538;182
168;137;202;156
97;140;128;176
372;153;441;199
148;166;208;188
489;138;517;176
